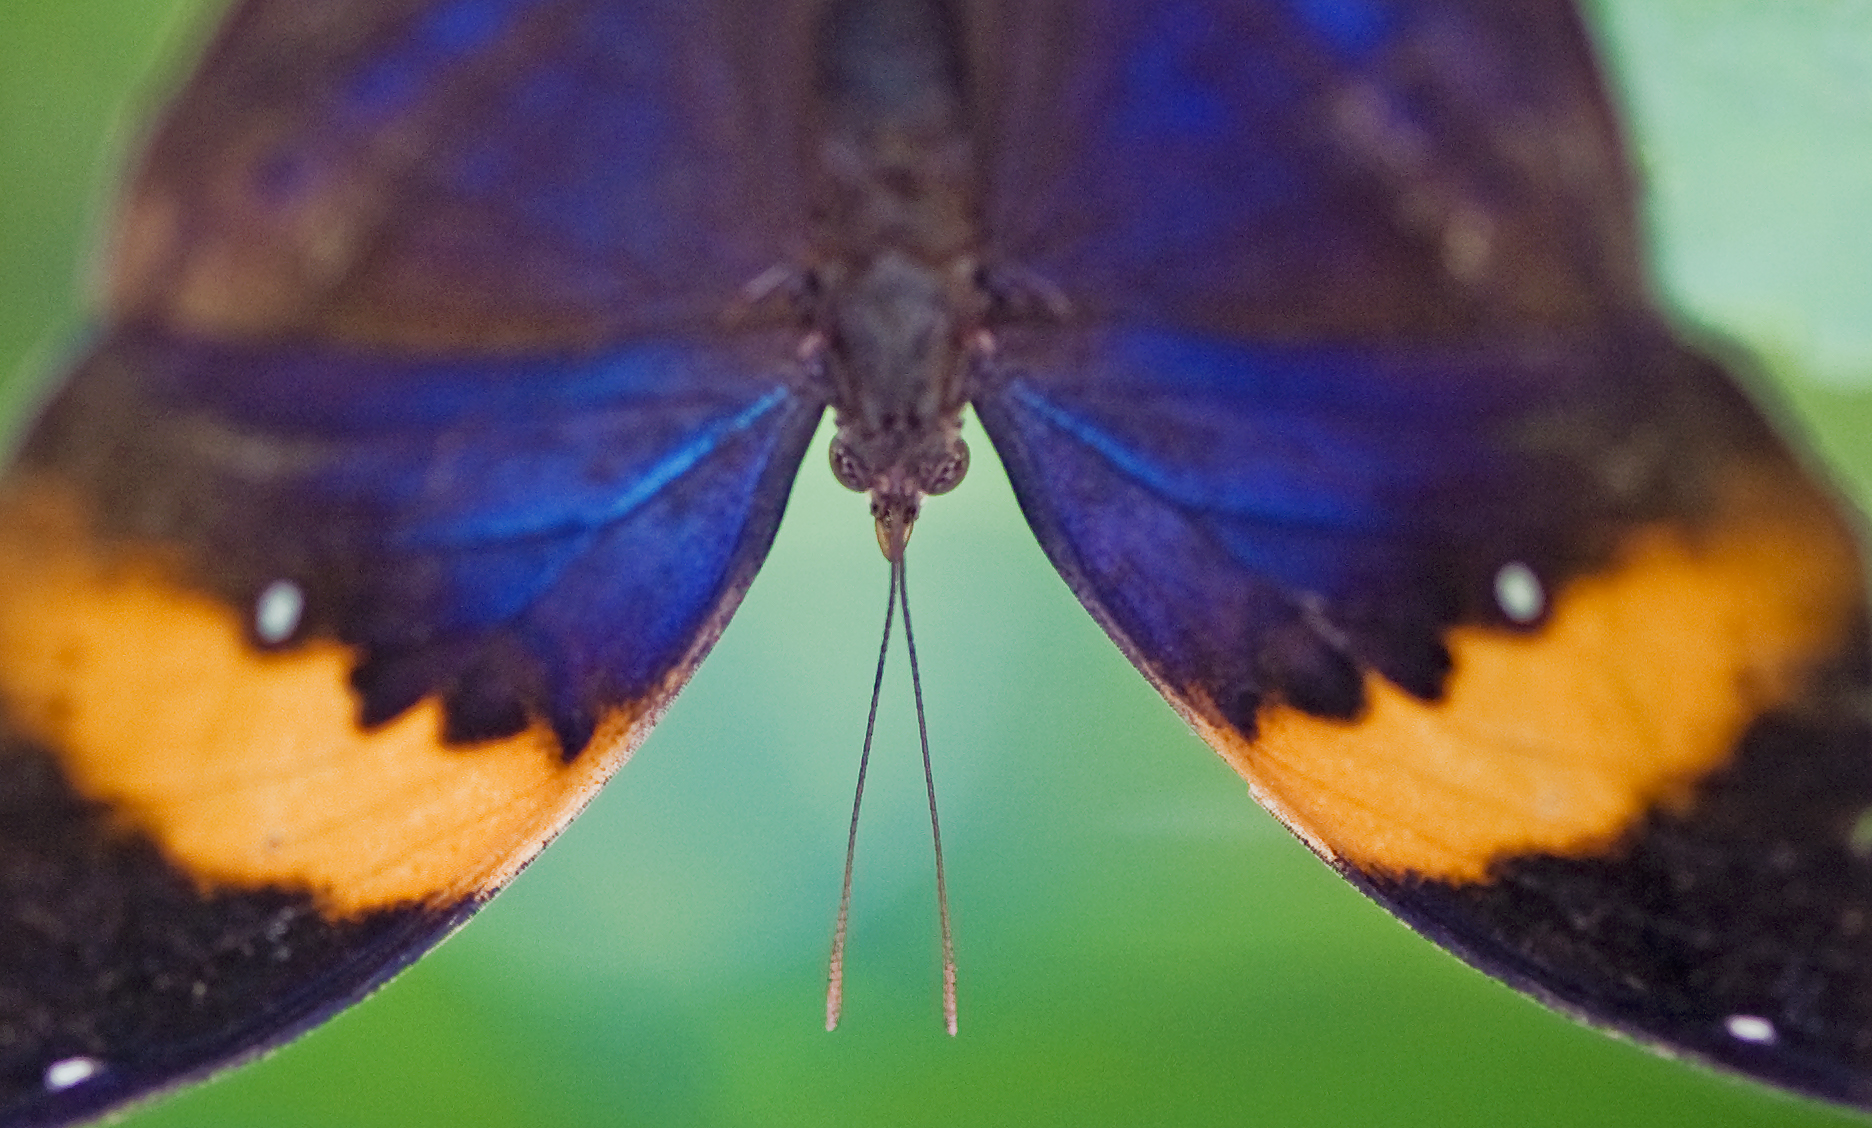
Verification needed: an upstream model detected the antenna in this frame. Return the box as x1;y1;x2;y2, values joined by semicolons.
824;551;959;1035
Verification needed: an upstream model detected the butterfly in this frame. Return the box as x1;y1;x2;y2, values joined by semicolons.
2;0;1869;1125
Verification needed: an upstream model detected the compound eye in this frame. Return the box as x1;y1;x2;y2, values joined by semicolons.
829;439;869;493
921;437;970;496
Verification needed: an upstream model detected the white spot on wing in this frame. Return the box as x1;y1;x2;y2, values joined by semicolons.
254;579;305;644
1493;562;1544;624
1725;1014;1778;1045
43;1057;104;1092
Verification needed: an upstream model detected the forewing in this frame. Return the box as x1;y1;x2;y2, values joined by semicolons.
964;0;1643;338
105;0;821;348
0;0;825;1123
970;0;1872;1107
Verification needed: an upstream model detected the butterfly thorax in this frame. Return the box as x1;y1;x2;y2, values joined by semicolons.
809;0;982;558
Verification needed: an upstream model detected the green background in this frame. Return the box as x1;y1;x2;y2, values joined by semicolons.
4;2;1872;1125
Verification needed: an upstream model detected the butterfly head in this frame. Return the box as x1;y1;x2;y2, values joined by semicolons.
814;244;977;561
828;423;968;562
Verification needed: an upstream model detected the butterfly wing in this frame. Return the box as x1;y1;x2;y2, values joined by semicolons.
0;2;824;1124
105;0;821;348
970;0;1872;1107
